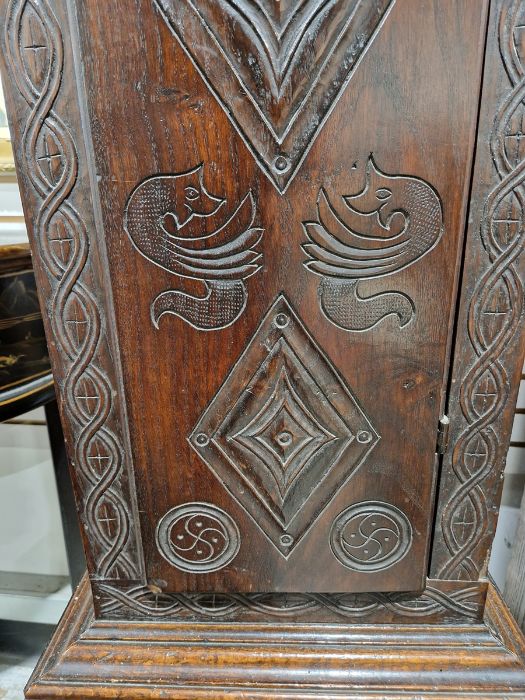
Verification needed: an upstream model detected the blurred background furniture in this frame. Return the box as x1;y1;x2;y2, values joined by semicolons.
0;243;84;593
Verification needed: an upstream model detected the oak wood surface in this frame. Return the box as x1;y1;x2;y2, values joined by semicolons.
70;0;487;593
2;0;525;696
23;575;525;699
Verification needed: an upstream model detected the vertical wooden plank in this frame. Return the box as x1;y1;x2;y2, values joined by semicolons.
432;0;525;580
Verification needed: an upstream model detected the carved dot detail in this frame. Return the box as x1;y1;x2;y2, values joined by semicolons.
156;502;240;573
280;534;294;547
330;501;412;572
276;431;293;446
357;430;372;444
195;433;209;447
273;155;291;173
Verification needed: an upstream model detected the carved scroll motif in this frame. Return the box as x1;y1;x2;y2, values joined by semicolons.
437;0;525;580
156;502;240;573
303;156;444;332
3;0;142;579
155;0;396;191
330;501;412;572
124;165;264;330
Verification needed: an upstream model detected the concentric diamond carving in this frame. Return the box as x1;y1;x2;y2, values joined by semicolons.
190;295;379;556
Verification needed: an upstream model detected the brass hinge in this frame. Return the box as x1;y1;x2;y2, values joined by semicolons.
436;415;450;455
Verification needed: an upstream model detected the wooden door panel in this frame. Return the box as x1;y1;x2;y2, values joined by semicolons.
73;0;487;592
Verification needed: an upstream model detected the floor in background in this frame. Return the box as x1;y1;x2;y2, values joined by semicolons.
0;652;39;699
0;621;54;700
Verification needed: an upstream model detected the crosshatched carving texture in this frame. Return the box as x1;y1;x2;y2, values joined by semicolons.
433;0;525;580
156;502;240;573
303;156;443;331
3;0;142;579
155;0;396;191
124;164;264;331
97;581;483;623
330;501;412;571
190;294;379;557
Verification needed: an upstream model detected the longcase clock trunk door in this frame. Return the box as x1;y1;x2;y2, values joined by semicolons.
73;0;488;592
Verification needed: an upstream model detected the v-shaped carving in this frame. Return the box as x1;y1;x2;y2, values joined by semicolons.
155;0;396;192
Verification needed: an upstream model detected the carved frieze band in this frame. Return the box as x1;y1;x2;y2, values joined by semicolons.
436;0;525;579
96;581;484;623
303;156;443;331
3;0;141;579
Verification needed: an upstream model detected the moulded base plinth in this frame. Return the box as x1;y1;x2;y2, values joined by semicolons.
25;577;525;699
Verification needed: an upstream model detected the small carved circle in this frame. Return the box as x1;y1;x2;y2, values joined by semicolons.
156;502;240;573
194;433;209;447
275;313;289;328
280;533;294;547
276;431;293;447
330;501;412;571
356;430;373;444
273;155;291;173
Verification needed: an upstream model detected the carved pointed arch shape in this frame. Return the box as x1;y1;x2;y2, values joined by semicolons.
155;0;396;192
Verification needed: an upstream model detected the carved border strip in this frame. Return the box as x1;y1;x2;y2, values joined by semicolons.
432;0;525;579
95;581;484;623
2;0;142;580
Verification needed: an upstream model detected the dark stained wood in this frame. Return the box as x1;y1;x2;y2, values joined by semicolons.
66;0;488;595
431;0;525;581
1;0;525;696
24;575;525;699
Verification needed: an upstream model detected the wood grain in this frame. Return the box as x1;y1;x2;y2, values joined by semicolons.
24;575;525;699
71;0;487;593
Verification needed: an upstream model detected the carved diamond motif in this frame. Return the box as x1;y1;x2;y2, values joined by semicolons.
155;0;395;191
190;295;379;556
233;363;340;501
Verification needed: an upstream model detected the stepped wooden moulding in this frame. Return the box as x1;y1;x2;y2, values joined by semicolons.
2;0;525;697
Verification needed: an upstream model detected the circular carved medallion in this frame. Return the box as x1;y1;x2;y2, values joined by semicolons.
156;502;240;573
330;501;412;571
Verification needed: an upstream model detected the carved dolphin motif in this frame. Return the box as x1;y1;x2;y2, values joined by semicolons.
303;156;443;331
124;164;264;330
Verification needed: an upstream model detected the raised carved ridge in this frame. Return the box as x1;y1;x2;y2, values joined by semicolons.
124;165;263;330
438;0;525;579
97;582;483;622
190;294;379;557
302;156;443;331
4;0;141;578
155;0;396;191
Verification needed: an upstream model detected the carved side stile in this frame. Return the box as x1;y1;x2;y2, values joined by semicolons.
432;0;525;579
1;0;143;581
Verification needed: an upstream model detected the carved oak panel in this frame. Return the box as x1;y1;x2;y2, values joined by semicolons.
63;0;488;594
1;0;502;613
